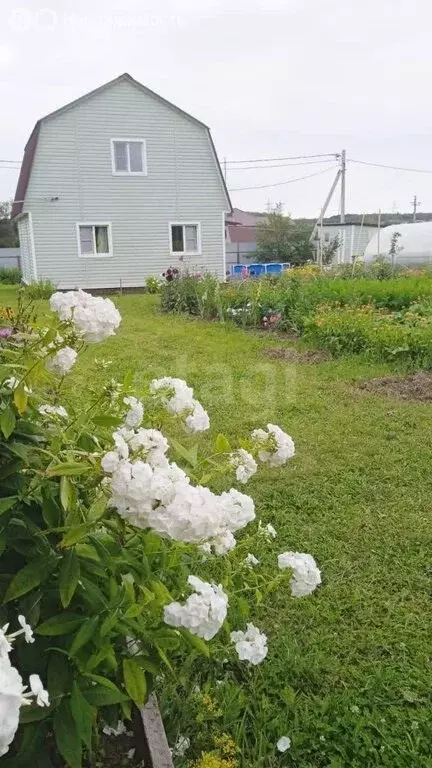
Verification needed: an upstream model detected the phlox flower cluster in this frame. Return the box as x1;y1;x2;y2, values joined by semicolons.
164;576;228;640
102;419;255;547
38;404;68;419
230;623;268;665
45;346;77;376
150;377;210;433
230;448;257;484
251;424;295;467
123;396;144;429
50;289;121;343
278;552;321;597
0;617;49;757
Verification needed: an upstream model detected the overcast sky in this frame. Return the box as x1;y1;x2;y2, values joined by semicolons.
1;0;432;218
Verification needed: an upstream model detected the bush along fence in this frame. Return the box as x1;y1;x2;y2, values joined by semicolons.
0;289;321;766
160;268;432;370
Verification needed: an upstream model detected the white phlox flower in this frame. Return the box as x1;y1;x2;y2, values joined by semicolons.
172;735;190;757
50;290;121;343
38;404;68;419
123;396;144;429
258;521;277;539
230;623;268;665
230;448;257;484
0;657;22;757
251;424;295;467
150;377;210;432
103;720;127;737
245;553;259;567
45;346;77;376
4;377;31;393
17;616;34;645
164;576;228;640
278;551;321;597
28;675;49;707
277;736;291;752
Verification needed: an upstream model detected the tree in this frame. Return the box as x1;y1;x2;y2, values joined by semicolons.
0;201;19;248
256;203;314;265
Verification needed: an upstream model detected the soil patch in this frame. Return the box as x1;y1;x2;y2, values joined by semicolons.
263;347;331;364
357;372;432;402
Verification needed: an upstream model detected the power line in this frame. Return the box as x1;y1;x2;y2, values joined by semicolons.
0;160;21;164
349;158;432;174
226;158;336;171
224;153;339;165
228;165;338;192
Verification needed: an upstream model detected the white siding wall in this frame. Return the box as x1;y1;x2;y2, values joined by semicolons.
23;80;229;289
17;215;36;282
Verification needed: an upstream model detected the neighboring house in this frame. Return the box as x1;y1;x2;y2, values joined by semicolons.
313;223;378;264
0;247;20;270
225;208;268;270
12;73;231;289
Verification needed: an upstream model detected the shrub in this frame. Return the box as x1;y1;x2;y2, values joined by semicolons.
145;275;163;294
0;289;314;764
0;267;21;284
23;279;57;299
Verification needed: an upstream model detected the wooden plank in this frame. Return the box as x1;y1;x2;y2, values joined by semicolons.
135;694;174;767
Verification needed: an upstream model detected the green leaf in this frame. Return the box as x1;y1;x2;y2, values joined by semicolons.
86;496;106;522
60;476;72;512
170;438;198;468
3;555;56;603
149;580;172;606
13;383;27;415
123;658;147;706
19;704;52;723
215;433;231;453
42;498;61;528
83;682;128;707
36;613;83;637
47;462;91;477
54;699;82;768
92;415;123;427
69;616;98;656
124;603;142;619
59;551;80;608
179;628;210;658
0;496;17;514
47;653;72;700
1;406;16;439
70;682;95;750
60;524;91;549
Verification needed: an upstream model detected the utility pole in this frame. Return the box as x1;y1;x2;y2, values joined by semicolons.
377;209;381;257
340;149;346;224
411;195;420;223
223;157;227;181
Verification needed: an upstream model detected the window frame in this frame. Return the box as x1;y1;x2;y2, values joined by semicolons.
76;222;113;259
169;221;202;256
110;138;147;176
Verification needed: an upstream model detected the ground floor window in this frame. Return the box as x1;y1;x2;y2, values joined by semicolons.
77;223;112;257
170;223;201;255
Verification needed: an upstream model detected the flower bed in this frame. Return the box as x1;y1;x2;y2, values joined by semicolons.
0;289;322;765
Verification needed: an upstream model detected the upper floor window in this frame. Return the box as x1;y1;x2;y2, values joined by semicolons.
77;223;112;257
111;139;147;175
170;223;201;255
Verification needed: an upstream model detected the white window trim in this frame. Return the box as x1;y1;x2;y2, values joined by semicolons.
76;222;113;258
110;138;147;176
169;222;202;256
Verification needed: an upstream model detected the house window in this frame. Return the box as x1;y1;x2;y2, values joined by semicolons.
170;223;201;255
111;139;147;174
77;223;112;257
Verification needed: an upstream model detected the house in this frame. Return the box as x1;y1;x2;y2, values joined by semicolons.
12;73;231;289
313;223;378;264
225;208;267;269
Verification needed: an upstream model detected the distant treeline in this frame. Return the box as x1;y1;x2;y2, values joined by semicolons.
294;212;432;227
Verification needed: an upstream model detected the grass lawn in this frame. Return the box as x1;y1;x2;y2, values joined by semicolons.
3;287;432;766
